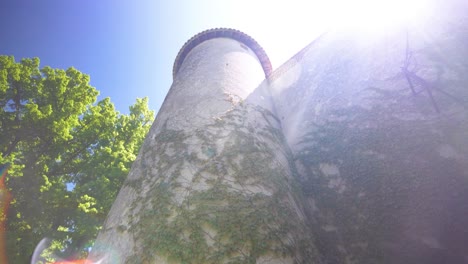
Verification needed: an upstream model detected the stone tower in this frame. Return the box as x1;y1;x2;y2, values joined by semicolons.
93;1;468;262
93;28;319;264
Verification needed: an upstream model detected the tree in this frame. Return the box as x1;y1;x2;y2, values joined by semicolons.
0;55;154;263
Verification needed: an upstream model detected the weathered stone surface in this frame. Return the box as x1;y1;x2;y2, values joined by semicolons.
269;2;468;263
93;29;318;264
94;1;468;263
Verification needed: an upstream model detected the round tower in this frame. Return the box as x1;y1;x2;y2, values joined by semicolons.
173;28;272;79
92;28;318;263
152;28;272;131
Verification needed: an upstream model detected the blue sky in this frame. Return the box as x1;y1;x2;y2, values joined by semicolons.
0;0;334;113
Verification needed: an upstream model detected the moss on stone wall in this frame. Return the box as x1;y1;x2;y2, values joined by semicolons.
121;105;317;263
296;88;468;263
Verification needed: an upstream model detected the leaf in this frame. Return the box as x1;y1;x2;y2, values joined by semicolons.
0;56;154;262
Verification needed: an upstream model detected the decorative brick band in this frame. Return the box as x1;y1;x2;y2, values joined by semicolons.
173;28;272;79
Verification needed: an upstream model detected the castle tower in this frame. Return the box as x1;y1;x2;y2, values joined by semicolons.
92;28;319;263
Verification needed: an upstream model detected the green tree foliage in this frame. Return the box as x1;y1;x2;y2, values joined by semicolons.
0;55;154;262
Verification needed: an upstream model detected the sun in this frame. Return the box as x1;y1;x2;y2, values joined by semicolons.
324;0;435;31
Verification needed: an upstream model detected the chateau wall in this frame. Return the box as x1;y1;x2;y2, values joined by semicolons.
93;29;319;264
269;4;468;263
93;1;468;263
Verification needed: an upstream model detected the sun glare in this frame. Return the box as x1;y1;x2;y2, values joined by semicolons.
325;0;434;31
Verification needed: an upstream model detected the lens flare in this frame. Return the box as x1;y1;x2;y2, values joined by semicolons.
49;260;97;264
31;238;106;264
0;164;12;264
326;0;434;31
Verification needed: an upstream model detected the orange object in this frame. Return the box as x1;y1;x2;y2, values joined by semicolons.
50;260;95;264
0;164;12;264
32;238;104;264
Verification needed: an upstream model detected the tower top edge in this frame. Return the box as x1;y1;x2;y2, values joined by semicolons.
172;28;272;79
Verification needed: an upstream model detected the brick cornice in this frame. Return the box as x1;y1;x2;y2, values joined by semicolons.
173;28;272;79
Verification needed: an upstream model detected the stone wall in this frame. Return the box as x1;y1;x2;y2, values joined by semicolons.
92;29;318;264
269;1;468;262
93;1;468;262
